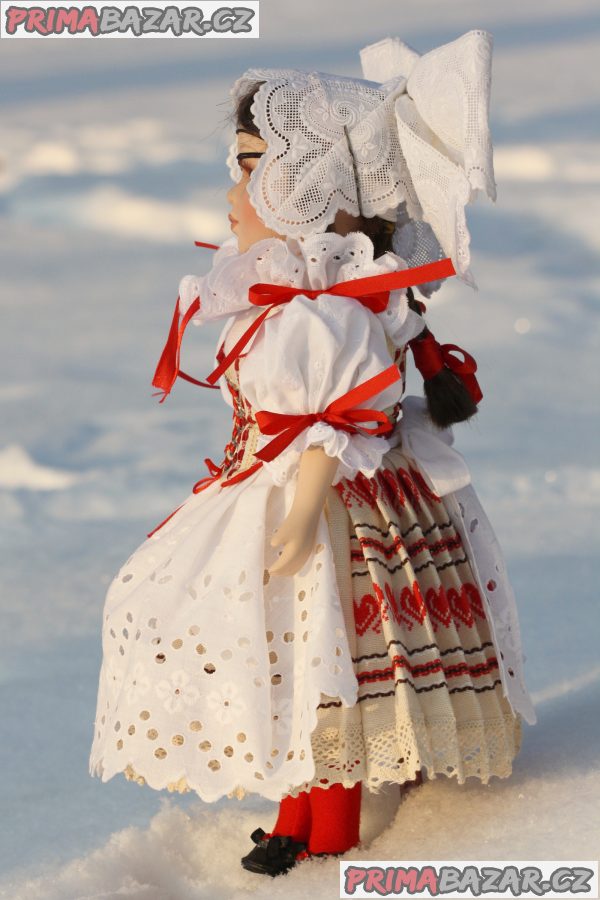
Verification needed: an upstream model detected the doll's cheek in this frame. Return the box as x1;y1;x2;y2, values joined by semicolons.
228;177;251;216
239;191;262;226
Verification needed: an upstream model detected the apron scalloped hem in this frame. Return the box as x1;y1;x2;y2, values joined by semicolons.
99;705;521;800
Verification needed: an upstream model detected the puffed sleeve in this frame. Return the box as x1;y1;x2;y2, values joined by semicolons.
238;293;406;486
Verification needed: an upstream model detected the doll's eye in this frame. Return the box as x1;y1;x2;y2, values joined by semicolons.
236;153;263;176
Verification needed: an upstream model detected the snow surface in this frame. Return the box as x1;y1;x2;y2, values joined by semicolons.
0;1;599;897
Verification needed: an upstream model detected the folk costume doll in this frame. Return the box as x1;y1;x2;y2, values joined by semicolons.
89;30;537;878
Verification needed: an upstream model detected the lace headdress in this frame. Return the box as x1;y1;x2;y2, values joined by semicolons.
227;30;496;290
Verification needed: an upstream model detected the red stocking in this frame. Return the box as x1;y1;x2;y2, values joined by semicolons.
270;789;312;843
307;781;362;854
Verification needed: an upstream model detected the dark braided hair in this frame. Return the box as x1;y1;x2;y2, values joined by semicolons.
233;82;478;430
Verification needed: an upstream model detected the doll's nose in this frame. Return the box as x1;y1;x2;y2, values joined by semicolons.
226;181;237;207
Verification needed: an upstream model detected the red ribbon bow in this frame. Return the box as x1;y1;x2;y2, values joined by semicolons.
408;332;483;404
253;363;402;462
151;253;456;401
205;258;456;388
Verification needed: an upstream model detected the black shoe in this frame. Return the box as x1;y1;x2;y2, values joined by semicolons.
241;827;308;877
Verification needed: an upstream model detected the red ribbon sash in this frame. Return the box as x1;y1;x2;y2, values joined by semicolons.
151;360;401;538
190;455;263;493
253;362;402;463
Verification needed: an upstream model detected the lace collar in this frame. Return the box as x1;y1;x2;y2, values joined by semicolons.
177;231;413;326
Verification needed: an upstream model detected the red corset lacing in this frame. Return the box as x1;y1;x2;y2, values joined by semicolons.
191;346;264;495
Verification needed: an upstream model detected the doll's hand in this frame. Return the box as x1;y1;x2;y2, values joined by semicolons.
267;445;339;578
268;509;319;578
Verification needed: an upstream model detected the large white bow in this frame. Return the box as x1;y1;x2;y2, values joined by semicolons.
393;395;472;495
360;30;496;287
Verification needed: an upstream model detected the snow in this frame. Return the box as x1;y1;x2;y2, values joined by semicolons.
1;1;599;896
0;444;81;490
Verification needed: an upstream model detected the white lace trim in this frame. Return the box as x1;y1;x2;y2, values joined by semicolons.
391;204;447;298
121;711;522;798
258;426;394;489
289;711;523;796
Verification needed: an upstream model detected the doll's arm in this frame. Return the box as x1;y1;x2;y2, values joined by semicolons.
240;293;404;578
268;445;339;577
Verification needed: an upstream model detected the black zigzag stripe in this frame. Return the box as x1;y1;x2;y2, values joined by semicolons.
349;520;453;540
353;639;496;664
351;558;411;576
351;555;469;578
424;556;469;572
316;678;503;709
349;521;419;540
423;520;453;536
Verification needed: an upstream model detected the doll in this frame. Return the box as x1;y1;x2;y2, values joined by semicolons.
89;30;537;878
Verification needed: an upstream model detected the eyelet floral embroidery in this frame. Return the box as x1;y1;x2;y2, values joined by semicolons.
271;698;293;735
156;670;201;714
105;659;125;697
125;663;151;704
206;681;247;725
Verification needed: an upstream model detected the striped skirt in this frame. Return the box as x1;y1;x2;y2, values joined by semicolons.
285;443;522;797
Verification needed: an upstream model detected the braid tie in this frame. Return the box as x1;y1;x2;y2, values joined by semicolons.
409;331;482;404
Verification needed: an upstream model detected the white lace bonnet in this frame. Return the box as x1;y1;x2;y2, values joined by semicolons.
226;30;496;290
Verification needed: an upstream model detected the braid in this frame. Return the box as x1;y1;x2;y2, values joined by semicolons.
404;286;479;429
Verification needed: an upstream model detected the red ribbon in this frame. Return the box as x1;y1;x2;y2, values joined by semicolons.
147;503;185;539
253;363;402;463
147;347;404;537
151;253;455;402
151;238;222;402
151;295;221;402
191;455;263;492
204;258;456;388
147;457;263;537
194;240;220;250
191;456;224;493
408;332;483;404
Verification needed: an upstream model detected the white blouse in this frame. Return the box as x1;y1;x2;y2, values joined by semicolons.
178;231;426;485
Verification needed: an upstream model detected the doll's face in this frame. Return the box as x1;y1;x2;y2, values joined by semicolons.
226;131;285;253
